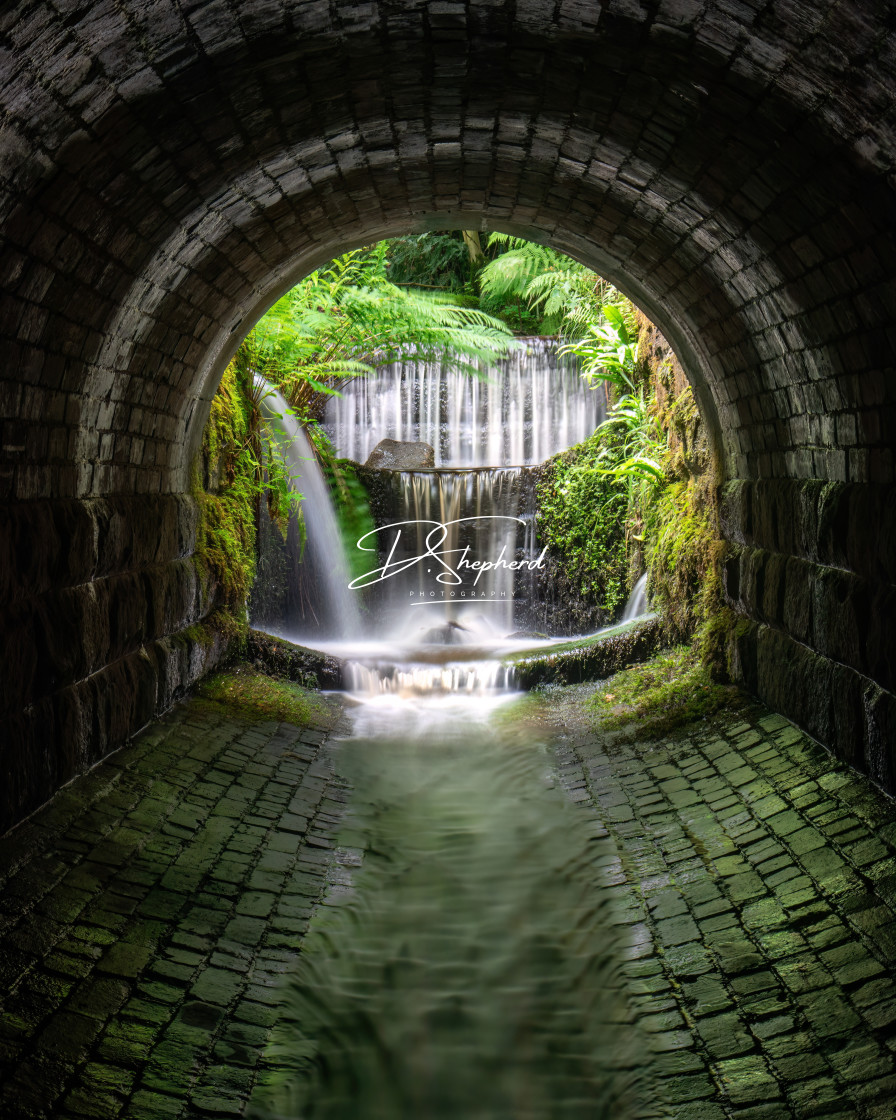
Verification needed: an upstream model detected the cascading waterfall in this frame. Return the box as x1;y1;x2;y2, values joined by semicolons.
255;381;362;639
366;466;537;635
324;336;604;467
621;571;650;621
254;339;651;694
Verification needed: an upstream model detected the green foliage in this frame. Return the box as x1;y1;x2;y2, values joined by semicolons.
587;645;741;737
592;391;666;502
195;361;260;613
385;232;472;290
478;233;614;335
198;665;335;728
536;433;630;615
245;245;515;419
560;301;643;394
646;480;726;641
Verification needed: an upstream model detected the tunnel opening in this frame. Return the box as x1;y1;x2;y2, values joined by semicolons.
192;232;720;702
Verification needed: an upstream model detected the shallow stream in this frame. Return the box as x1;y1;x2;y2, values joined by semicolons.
251;675;651;1119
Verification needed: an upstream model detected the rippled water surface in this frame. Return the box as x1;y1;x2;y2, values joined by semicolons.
251;680;653;1120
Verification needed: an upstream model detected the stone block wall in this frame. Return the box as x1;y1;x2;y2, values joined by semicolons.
0;494;229;832
722;479;896;790
1;0;895;827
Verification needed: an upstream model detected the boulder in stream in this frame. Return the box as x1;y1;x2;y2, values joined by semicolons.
364;438;435;469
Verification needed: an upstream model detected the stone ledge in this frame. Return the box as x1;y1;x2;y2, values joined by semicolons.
507;618;664;689
245;630;343;690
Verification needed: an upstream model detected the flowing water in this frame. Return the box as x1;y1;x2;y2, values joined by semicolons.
250;689;652;1120
323;337;604;467
258;383;362;638
251;345;656;1117
620;571;650;622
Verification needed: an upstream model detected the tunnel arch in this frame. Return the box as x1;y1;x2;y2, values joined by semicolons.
2;0;895;830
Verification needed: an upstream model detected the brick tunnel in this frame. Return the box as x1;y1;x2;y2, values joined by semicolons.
4;0;895;834
3;4;896;1115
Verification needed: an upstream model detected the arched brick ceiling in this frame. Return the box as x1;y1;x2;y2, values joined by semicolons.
2;0;895;503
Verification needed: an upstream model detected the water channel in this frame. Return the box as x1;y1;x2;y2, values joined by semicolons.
251;341;655;1117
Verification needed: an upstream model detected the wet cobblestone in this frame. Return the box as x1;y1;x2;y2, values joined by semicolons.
552;693;896;1119
0;692;344;1120
2;681;896;1117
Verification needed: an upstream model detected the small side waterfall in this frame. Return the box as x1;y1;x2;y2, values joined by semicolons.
621;572;650;621
255;383;362;639
324;337;604;466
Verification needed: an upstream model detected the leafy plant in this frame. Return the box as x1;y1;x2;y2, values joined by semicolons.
478;234;615;335
560;302;642;394
244;245;515;420
535;434;630;616
385;232;472;290
592;392;665;497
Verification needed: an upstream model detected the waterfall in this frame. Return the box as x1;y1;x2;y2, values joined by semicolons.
621;572;650;621
323;336;604;466
255;382;362;640
356;466;540;637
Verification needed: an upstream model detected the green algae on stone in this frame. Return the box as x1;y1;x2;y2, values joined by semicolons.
198;666;339;729
588;646;744;738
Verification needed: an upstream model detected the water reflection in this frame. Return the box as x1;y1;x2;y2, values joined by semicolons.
251;686;653;1120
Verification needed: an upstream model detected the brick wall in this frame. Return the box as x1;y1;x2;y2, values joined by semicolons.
1;0;895;827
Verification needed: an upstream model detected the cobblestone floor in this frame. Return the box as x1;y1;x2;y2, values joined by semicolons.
550;688;896;1119
0;691;346;1120
1;677;895;1118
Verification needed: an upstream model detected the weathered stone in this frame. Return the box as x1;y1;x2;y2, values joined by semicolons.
364;439;435;469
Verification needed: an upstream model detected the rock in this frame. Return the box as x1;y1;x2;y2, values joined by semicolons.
421;620;470;645
364;439;435;470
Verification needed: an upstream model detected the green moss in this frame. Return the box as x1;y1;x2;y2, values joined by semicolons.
198;665;336;728
320;451;377;585
194;360;260;617
587;645;743;737
645;479;726;639
536;432;629;615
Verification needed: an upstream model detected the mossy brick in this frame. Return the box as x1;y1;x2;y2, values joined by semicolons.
711;939;764;975
97;1019;161;1065
787;826;826;855
714;1054;781;1104
35;1011;102;1062
190;967;244;1007
730;970;779;996
68;977;130;1019
772;1049;828;1080
148;959;195;985
136;980;183;1005
96;941;154;979
727;872;766;902
232;1000;279;1028
800;988;861;1037
827;1039;893;1083
188;1091;243;1116
138;890;187;920
765;811;804;837
696;1011;754;1058
656;915;700;946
